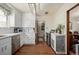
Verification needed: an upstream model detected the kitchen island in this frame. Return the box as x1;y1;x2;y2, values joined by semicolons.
51;33;66;54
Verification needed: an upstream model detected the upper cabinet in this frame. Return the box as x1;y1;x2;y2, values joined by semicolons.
8;10;22;27
22;13;35;27
15;10;22;27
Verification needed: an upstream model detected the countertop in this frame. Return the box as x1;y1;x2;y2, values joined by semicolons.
0;32;23;39
51;33;65;36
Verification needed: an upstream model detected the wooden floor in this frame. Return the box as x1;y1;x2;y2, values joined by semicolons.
15;42;55;55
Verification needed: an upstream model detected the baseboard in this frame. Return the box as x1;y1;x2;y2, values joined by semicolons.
23;44;36;46
56;52;66;55
50;47;56;55
50;47;67;55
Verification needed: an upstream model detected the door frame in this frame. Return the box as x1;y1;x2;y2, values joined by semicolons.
67;3;79;54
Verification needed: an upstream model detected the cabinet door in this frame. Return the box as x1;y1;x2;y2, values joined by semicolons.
56;36;65;52
0;43;11;55
15;11;22;27
0;38;11;55
20;34;25;47
0;45;4;55
5;39;11;55
12;35;20;53
51;39;54;48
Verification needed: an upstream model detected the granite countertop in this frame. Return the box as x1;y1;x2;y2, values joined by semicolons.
0;32;23;39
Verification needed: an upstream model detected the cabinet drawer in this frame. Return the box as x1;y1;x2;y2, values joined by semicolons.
0;37;11;45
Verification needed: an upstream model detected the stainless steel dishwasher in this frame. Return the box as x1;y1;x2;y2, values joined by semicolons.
12;35;20;54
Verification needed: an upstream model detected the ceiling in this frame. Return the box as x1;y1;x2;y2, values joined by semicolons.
11;3;64;15
11;3;30;13
36;3;64;16
39;3;63;13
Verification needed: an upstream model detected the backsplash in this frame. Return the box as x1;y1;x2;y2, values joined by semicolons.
0;27;14;34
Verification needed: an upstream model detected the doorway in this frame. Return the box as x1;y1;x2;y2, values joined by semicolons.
38;21;45;42
67;3;79;54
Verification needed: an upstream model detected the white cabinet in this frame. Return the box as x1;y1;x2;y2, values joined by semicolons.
20;33;25;47
0;37;11;55
23;27;35;44
8;10;22;27
51;33;65;54
12;35;20;54
15;10;22;27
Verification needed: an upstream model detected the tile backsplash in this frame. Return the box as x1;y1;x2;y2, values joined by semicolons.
0;27;14;34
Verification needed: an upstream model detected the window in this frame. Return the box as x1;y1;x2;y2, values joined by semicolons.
7;11;15;27
0;8;7;27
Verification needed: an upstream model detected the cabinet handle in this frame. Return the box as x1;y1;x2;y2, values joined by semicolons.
5;46;7;50
1;47;3;52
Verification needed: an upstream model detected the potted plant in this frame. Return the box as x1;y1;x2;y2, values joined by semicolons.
56;24;65;34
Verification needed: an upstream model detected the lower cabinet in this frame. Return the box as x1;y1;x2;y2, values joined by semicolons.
51;33;65;54
20;34;24;47
0;37;11;55
56;36;65;54
12;35;20;54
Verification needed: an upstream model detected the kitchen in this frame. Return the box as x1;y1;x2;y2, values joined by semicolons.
0;3;36;55
0;3;68;55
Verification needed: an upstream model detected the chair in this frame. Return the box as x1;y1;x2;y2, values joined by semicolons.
73;31;79;44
